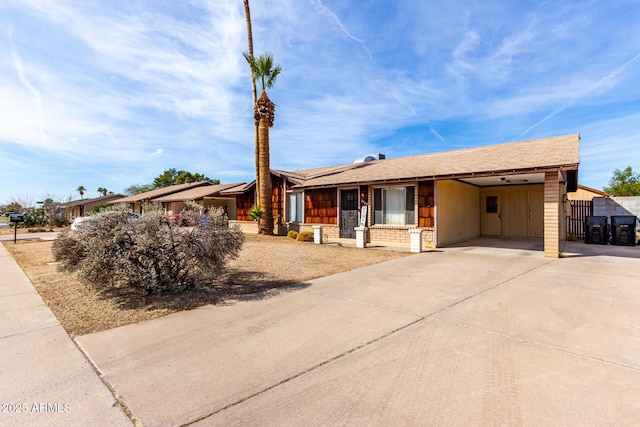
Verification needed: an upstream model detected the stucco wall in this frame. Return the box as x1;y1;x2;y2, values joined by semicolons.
436;180;480;246
205;198;237;219
166;201;185;214
568;187;606;201
480;184;545;238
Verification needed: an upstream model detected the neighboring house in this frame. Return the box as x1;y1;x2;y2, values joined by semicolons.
227;134;580;258
60;194;126;219
568;185;610;201
152;183;245;217
111;181;213;214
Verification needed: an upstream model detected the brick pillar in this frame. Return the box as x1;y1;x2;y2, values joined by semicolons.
409;228;423;253
544;172;560;258
313;225;323;244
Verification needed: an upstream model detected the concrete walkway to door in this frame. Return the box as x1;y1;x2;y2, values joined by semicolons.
72;239;640;426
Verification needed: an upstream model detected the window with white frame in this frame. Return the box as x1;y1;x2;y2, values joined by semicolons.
373;186;415;225
288;192;304;222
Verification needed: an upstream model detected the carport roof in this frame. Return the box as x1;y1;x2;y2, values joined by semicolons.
59;193;125;208
152;183;244;202
112;181;212;203
294;134;580;188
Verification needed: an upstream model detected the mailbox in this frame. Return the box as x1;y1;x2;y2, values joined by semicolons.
9;214;24;223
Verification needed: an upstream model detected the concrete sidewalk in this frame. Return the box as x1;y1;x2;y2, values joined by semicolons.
0;243;131;426
74;240;640;426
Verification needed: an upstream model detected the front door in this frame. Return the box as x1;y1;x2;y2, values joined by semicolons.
340;189;359;239
481;193;501;236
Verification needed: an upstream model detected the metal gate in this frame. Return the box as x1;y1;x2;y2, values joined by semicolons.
340;189;359;239
568;200;592;239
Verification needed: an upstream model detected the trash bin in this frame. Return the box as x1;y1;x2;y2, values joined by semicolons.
610;215;637;246
584;216;608;244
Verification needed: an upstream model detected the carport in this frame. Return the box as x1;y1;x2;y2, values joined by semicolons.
436;170;576;258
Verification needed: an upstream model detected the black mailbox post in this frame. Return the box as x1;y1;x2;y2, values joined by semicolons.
611;215;637;246
584;216;608;245
9;213;24;244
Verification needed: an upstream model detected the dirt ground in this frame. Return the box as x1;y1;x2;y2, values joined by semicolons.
0;226;63;235
3;234;408;336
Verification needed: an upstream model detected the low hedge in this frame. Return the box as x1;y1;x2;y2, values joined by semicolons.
296;231;314;242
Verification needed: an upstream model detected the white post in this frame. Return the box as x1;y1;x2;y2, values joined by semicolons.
355;226;367;248
409;228;423;253
313;225;323;244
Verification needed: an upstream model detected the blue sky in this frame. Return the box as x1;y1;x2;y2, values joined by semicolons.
1;0;639;204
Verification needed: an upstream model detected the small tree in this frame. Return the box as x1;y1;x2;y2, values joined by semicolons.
125;183;154;195
603;166;640;196
248;205;262;222
152;169;218;188
12;193;35;210
4;202;22;212
77;186;86;199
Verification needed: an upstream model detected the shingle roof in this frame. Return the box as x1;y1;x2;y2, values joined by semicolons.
112;181;212;203
219;182;255;194
152;183;245;202
59;194;125;208
577;185;610;197
296;134;580;188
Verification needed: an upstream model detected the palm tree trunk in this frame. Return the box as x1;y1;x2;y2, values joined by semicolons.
258;116;273;235
243;0;260;199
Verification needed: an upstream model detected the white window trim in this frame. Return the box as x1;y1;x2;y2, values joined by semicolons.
372;184;416;226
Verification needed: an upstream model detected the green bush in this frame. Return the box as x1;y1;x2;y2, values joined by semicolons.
53;207;244;295
248;205;262;222
287;230;298;240
23;209;47;227
296;231;314;242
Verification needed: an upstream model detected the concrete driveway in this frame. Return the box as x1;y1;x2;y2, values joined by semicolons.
74;240;640;426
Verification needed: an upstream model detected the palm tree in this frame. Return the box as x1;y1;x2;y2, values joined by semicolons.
243;0;260;199
243;52;282;235
77;186;86;199
97;187;108;197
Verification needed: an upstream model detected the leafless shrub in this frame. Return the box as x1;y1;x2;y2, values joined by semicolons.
53;207;244;294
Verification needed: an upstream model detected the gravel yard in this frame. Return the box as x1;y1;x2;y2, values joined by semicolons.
4;234;408;336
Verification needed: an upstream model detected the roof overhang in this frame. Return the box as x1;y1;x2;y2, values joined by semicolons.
295;165;578;190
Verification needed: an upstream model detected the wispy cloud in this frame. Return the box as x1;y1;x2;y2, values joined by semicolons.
518;52;640;138
0;0;639;200
7;26;46;143
309;0;374;62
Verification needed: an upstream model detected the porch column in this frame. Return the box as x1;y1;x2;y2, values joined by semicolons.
544;171;560;258
355;227;367;248
313;225;323;244
409;228;423;253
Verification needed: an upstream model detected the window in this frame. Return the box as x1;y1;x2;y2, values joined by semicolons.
288;192;304;222
486;196;498;213
373;186;415;225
